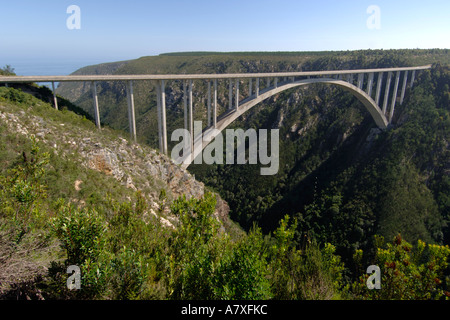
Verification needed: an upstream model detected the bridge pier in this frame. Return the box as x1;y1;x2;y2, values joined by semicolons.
207;81;211;126
91;81;101;129
156;81;168;154
366;73;374;97
51;82;58;110
183;80;188;130
375;72;383;105
256;78;260;97
347;74;354;85
400;71;408;105
189;80;194;154
126;80;137;142
248;78;253;98
229;79;233;110
382;71;393;115
235;79;239;110
156;84;162;151
160;80;168;154
357;73;364;89
389;71;401;123
410;70;416;88
213;79;217;128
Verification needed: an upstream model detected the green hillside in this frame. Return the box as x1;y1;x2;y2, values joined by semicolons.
1;84;449;300
191;64;450;255
56;50;450;248
2;49;449;300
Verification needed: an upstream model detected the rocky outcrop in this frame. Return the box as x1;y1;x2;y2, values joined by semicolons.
0;103;230;228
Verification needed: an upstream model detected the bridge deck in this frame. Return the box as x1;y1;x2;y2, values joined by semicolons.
0;65;432;83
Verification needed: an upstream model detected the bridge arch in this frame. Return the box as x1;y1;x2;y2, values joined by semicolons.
180;78;388;168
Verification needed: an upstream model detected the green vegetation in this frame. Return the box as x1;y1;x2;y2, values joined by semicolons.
1;49;450;300
353;234;450;299
190;57;450;258
0;137;448;299
0;131;347;299
0;65;15;76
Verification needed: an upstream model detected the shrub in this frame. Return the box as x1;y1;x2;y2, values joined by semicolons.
50;202;106;266
213;226;272;300
0;137;49;230
166;193;220;299
352;234;450;299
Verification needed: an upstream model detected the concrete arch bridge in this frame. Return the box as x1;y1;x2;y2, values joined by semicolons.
0;65;431;168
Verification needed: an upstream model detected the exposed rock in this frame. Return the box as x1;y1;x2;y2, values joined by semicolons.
74;180;83;191
0;103;230;231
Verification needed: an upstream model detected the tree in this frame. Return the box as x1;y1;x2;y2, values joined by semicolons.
0;65;15;76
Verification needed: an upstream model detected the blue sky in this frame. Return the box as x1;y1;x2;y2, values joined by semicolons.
1;0;449;75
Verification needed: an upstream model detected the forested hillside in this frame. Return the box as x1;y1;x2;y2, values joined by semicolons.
56;50;450;254
2;49;447;300
191;64;450;264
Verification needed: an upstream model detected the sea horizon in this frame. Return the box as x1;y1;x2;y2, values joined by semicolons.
1;57;126;89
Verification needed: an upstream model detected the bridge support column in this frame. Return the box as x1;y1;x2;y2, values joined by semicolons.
51;82;58;110
357;73;364;89
155;81;168;154
347;74;354;84
248;78;253;98
389;71;401;123
366;73;374;97
382;71;393;115
160;80;168;154
400;71;408;105
274;77;278;88
156;84;162;152
375;72;383;105
410;70;416;88
207;81;211;126
126;80;137;142
91;81;101;129
256;78;260;97
183;80;188;130
229;79;233;110
235;79;239;111
213;79;217;128
189;80;194;154
267;78;271;88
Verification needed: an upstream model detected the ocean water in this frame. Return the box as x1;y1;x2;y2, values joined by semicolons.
12;62;81;76
3;58;107;89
